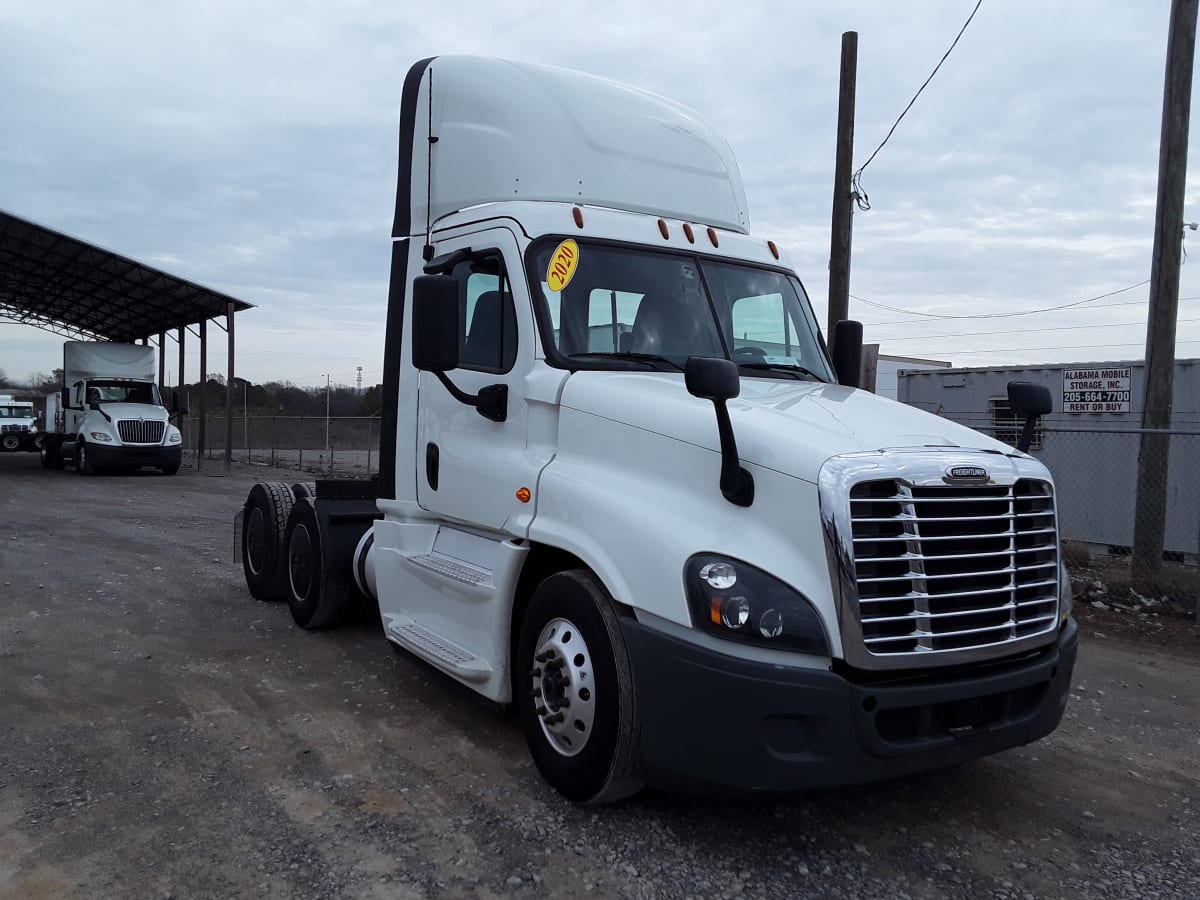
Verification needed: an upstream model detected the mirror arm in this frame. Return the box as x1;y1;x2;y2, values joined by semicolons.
711;398;754;507
433;372;507;423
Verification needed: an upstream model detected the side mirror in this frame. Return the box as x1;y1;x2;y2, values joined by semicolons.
685;356;739;401
411;275;460;373
1007;381;1051;453
685;357;753;507
830;320;864;388
172;390;189;415
60;388;70;410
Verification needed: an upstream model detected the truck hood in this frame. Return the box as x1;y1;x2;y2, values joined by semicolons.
558;371;1015;483
93;403;169;422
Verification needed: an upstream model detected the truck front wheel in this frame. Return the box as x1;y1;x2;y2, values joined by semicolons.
76;441;97;475
283;499;350;629
0;434;20;452
516;570;645;804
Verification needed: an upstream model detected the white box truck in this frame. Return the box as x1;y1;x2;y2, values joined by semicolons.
0;394;40;452
239;56;1076;803
41;341;185;475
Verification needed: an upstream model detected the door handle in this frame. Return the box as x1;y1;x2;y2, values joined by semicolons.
425;442;439;491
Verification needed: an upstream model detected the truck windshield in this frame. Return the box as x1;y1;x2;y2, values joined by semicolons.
0;405;33;418
88;381;161;405
529;241;832;380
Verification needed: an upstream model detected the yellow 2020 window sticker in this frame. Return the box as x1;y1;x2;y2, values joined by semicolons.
546;239;579;293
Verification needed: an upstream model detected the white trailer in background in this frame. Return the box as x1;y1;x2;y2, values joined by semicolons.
239;56;1076;803
40;341;185;475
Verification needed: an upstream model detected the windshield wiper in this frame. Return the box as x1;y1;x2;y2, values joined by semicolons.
566;352;684;372
736;362;826;382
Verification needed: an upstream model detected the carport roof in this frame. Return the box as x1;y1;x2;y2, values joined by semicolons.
1;209;253;343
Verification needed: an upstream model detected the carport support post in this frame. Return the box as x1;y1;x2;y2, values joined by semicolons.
176;327;185;429
225;303;234;475
198;319;207;473
158;331;166;392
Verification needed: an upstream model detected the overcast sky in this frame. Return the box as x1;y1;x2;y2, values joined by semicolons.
2;0;1198;389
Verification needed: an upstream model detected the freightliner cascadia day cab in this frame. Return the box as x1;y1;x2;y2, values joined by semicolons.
41;341;185;475
0;394;40;452
240;56;1076;803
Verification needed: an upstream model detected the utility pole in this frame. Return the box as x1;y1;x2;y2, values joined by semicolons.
827;31;858;338
1132;0;1197;589
324;373;332;474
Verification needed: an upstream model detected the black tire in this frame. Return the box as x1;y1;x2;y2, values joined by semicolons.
0;434;20;452
77;440;97;475
283;499;351;629
292;482;317;499
31;433;45;452
41;437;64;470
516;570;645;804
241;482;295;601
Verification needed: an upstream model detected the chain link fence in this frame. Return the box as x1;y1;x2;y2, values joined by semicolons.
948;417;1200;620
181;415;383;477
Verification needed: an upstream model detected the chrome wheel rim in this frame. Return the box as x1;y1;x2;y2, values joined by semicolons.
531;617;596;757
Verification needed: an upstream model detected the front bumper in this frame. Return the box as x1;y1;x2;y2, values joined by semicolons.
621;616;1078;795
87;443;182;469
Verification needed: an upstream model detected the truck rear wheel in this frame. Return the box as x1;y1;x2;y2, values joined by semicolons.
283;499;351;629
242;482;295;601
516;570;645;804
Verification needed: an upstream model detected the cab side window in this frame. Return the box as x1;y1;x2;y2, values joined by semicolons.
455;255;517;373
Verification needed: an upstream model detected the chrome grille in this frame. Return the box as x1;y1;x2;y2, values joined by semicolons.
1;424;30;433
849;478;1059;656
117;419;165;444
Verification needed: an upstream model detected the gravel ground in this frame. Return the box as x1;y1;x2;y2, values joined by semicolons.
1;452;1198;899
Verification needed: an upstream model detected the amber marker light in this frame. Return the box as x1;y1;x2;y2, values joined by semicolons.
572;207;584;228
658;218;670;239
683;223;695;243
710;597;723;625
516;487;532;503
768;240;780;259
707;226;719;247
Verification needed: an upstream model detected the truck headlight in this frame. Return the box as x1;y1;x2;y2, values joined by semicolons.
167;429;182;444
1059;560;1073;625
686;555;830;656
88;431;113;442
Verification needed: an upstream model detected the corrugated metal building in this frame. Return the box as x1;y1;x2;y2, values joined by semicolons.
897;359;1200;559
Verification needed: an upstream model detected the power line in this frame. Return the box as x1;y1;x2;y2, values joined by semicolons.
851;0;984;211
949;339;1200;355
871;316;1200;343
860;294;1200;327
849;279;1150;320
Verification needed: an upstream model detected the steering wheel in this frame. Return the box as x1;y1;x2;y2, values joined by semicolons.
732;346;768;360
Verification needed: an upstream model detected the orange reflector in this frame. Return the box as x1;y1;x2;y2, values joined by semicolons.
516;487;532;503
657;219;670;239
710;598;723;624
683;223;695;243
707;226;719;247
768;240;780;259
572;207;584;228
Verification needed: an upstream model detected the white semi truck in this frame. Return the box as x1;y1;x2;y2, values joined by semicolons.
0;394;40;452
41;341;185;475
239;56;1076;803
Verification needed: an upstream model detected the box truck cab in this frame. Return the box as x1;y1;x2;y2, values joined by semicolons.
41;342;184;475
240;56;1076;804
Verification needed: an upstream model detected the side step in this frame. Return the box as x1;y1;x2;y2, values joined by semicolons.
409;553;491;586
385;616;493;683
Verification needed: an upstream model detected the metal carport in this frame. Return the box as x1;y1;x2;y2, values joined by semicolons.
0;209;254;473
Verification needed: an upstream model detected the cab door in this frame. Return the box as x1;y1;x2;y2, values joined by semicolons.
415;228;539;533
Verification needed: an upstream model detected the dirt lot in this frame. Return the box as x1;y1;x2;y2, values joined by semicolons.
1;452;1198;899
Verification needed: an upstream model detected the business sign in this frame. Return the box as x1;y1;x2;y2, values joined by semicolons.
1062;367;1131;413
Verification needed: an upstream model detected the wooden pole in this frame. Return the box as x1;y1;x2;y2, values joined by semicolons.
1132;0;1197;588
827;31;858;338
198;318;207;473
225;303;234;476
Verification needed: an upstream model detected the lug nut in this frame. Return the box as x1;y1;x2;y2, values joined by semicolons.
535;705;547;717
